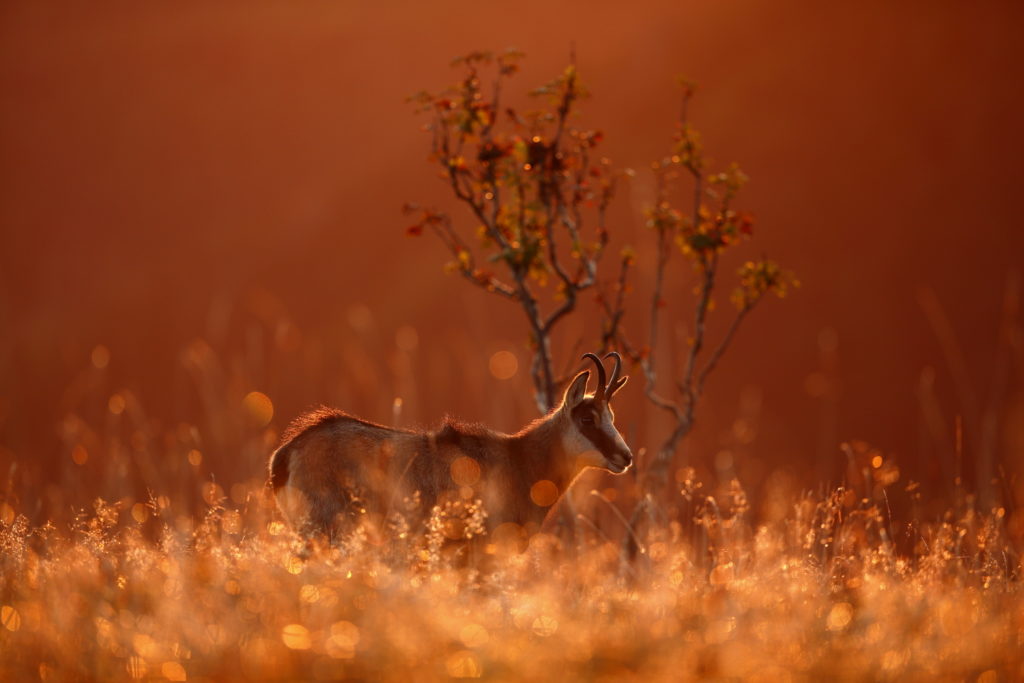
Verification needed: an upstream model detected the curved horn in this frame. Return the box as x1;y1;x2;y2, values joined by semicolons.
603;351;627;399
581;353;607;401
603;351;621;392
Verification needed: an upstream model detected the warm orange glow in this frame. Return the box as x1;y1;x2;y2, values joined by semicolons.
281;624;311;650
488;350;518;380
491;522;526;554
0;7;1020;681
529;480;558;507
714;449;733;471
531;615;558;637
201;482;224;506
446;650;482;678
459;623;489;648
347;305;372;332
221;509;241;534
395;325;418;352
827;603;854;632
450;456;481;487
229;483;247;504
1;606;20;632
126;656;147;679
90;345;110;369
242;391;274;428
299;584;320;603
108;393;126;415
161;662;186;682
329;621;359;648
130;503;148;523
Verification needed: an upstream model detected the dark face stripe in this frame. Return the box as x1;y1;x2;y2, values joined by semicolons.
571;399;625;460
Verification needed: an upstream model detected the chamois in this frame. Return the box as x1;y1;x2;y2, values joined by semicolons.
268;352;631;542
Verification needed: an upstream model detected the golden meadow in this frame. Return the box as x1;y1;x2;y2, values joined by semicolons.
0;331;1020;681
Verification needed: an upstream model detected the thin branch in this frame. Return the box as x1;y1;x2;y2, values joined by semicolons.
426;216;518;300
679;252;718;411
696;301;754;395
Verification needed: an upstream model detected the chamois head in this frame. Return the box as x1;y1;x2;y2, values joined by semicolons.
560;352;633;474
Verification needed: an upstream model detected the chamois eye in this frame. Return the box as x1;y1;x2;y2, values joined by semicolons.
581;413;596;426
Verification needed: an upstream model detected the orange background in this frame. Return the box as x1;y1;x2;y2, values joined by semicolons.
1;1;1022;518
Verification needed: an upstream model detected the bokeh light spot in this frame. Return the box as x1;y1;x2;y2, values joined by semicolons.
1;605;21;632
242;391;274;428
488;350;518;380
326;620;359;659
71;444;88;466
451;457;481;487
108;393;126;415
299;584;321;604
532;615;558;637
827;602;853;631
530;480;558;507
161;661;186;681
131;503;148;524
285;556;305;575
187;449;202;467
330;621;360;648
282;624;311;650
126;656;147;679
91;345;110;369
446;650;482;678
132;633;157;657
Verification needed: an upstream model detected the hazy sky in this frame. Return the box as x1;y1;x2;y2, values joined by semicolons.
1;1;1022;509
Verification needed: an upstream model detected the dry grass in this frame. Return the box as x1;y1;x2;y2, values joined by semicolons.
0;475;1020;682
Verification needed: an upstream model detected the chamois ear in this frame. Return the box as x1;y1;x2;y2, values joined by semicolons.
563;370;590;408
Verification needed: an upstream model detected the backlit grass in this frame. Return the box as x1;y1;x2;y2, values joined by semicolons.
0;477;1019;681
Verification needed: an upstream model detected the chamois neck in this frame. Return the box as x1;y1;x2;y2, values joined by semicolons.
511;410;577;496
